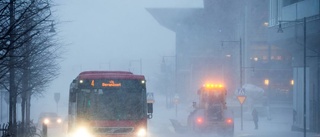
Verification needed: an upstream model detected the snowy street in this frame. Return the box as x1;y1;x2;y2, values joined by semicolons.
44;94;320;137
2;1;320;137
148;95;320;137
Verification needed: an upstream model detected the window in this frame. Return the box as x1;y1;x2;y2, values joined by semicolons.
277;56;282;60
282;0;304;7
262;56;268;60
271;56;275;60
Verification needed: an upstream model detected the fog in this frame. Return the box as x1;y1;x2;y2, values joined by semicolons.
18;0;320;137
31;0;202;118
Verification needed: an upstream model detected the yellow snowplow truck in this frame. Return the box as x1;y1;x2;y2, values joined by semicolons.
171;83;234;137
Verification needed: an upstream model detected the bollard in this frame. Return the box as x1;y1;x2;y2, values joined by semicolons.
42;123;47;137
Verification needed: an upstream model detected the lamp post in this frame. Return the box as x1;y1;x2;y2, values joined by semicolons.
221;38;243;130
49;21;55;33
278;17;306;137
54;92;60;114
161;56;176;109
264;78;272;120
221;38;243;87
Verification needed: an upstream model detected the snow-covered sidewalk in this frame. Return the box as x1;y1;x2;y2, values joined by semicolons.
148;94;320;137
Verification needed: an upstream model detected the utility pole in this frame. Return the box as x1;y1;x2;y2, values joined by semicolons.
240;38;243;88
239;38;243;131
303;17;306;137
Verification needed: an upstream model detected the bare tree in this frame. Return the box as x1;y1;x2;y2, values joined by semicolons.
0;0;60;136
0;0;53;79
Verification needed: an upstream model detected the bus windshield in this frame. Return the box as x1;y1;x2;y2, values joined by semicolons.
77;86;146;120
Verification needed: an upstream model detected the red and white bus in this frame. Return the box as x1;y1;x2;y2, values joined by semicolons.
68;71;153;137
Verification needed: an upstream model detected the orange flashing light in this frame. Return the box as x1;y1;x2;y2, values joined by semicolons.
203;84;224;88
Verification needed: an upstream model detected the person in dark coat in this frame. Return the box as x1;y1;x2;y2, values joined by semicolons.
252;108;259;129
293;109;297;124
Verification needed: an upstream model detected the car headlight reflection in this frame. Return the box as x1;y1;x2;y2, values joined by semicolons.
72;127;93;137
57;118;62;123
137;128;146;137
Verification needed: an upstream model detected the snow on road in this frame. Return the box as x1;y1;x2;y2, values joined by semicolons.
148;94;319;137
46;94;320;137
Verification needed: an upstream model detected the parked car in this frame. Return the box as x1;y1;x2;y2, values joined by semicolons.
37;112;63;128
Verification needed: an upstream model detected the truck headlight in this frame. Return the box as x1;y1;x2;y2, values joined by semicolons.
136;128;146;137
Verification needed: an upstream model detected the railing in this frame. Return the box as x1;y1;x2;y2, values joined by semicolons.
279;14;320;29
0;123;10;137
0;122;42;137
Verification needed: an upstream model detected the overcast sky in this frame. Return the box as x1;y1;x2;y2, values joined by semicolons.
31;0;202;119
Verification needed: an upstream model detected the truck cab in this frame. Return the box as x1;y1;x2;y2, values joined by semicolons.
188;83;234;136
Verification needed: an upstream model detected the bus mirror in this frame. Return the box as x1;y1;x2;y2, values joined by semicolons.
147;103;153;114
70;92;76;102
148;114;153;119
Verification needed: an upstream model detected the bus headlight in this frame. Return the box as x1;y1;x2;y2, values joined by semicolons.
72;127;93;137
136;128;146;137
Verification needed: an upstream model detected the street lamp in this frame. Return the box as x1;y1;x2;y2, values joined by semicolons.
221;38;243;130
264;79;269;86
291;79;294;86
277;23;283;33
161;56;176;109
49;21;55;33
278;17;307;137
54;92;60;114
264;78;272;120
221;38;243;88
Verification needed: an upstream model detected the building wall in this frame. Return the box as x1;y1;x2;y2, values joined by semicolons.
293;67;310;129
176;28;239;101
174;1;243;101
269;0;320;26
268;0;320;132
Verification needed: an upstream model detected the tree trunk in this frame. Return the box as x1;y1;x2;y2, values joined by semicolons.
9;0;17;136
26;94;31;125
21;71;27;137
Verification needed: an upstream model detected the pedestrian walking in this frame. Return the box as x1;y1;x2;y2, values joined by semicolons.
293;109;297;124
252;108;259;129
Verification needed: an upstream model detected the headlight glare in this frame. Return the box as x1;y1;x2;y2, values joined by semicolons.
72;127;93;137
57;118;62;123
43;118;50;125
137;128;146;137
